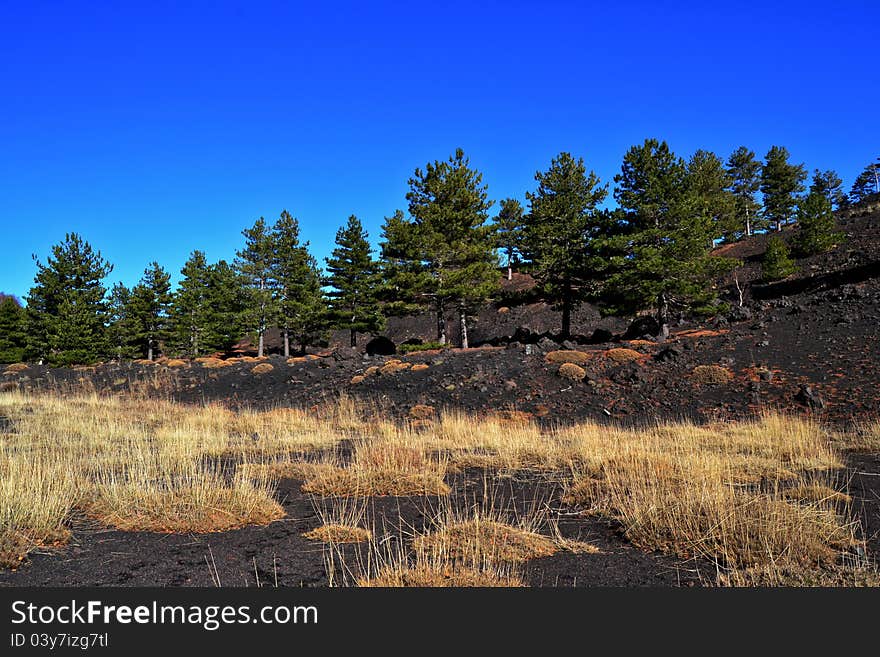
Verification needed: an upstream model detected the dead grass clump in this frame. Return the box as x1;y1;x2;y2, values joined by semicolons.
692;364;733;385
413;519;559;564
491;410;534;426
544;350;590;365
304;524;372;543
199;358;231;369
558;362;586;381
165;359;188;368
5;363;29;373
783;484;852;504
604;348;642;363
411;363;430;372
364;366;380;377
408;404;435;420
350;375;365;385
358;564;524;587
133;359;156;366
251;363;274;375
300;442;449;498
380;360;411;375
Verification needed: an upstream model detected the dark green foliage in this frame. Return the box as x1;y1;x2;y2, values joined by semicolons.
402;148;499;347
377;209;432;317
686;150;737;243
494;198;524;280
26;233;113;365
809;169;847;210
726;146;763;236
793;191;843;256
204;260;248;354
168;251;212;358
762;237;797;281
127;262;172;360
236;217;277;357
106;283;139;359
604;139;734;336
521;152;609;337
760;146;807;231
272;210;328;356
0;294;27;363
849;160;879;204
398;341;446;354
324;215;384;347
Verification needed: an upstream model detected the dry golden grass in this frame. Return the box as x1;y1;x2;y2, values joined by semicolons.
251;363;274;375
300;441;450;497
4;363;29;373
408;404;435;420
545;350;590;365
358;564;524;587
198;357;231;369
350;375;365;385
164;359;188;368
0;390;873;585
411;363;430;372
304;524;372;543
379;360;411;375
558;362;586;381
413;519;559;563
692;364;734;384
604;348;643;363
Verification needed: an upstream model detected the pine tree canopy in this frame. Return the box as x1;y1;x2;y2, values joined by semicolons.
26;233;113;365
521;152;609;336
236;217;277;355
686;150;737;243
760;146;806;231
324;215;384;346
494;198;525;274
0;294;28;363
603;139;735;334
849;160;879;204
794;191;843;256
726;146;763;236
809;169;847;210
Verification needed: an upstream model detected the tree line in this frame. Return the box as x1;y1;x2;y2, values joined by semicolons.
1;144;876;365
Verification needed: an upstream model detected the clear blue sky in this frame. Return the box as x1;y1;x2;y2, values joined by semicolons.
1;0;878;301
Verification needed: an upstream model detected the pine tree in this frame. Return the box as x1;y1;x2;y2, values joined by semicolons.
405;148;498;348
236;217;277;357
793;191;843;256
169;251;212;358
377;209;431;317
762;237;797;282
127;262;172;360
204;260;247;354
849;160;879;204
521;152;609;338
604;139;734;339
26;233;113;365
324;215;384;347
289;255;327;355
809;169;847;210
272;210;326;357
726;146;763;236
107;283;139;360
0;294;27;363
686;150;737;244
494;198;524;280
760;146;807;231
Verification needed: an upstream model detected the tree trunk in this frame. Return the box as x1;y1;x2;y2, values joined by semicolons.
258;331;264;358
350;329;357;348
561;281;571;339
657;293;670;342
436;299;446;345
283;329;290;359
147;343;153;362
745;208;752;237
459;303;468;349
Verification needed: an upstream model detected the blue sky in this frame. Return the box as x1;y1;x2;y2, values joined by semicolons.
1;0;878;301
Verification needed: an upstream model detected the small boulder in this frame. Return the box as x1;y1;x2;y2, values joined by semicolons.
589;328;614;344
365;336;396;356
623;316;660;340
795;384;825;409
